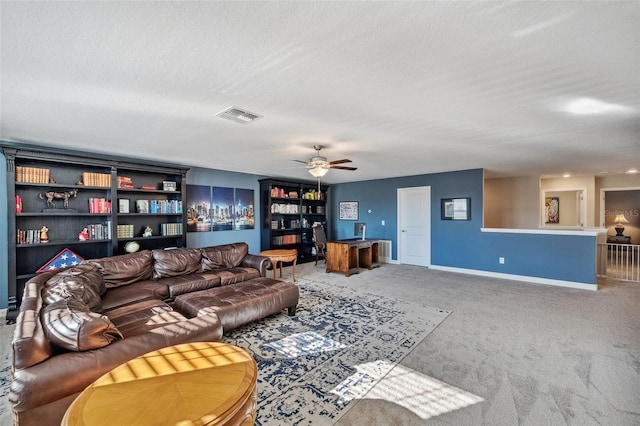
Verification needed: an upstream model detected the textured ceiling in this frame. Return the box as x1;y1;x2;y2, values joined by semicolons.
1;1;638;183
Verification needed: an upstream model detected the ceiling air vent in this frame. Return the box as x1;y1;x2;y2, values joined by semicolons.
216;106;263;124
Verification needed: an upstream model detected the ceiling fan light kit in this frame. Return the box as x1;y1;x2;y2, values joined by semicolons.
308;165;329;178
297;145;358;179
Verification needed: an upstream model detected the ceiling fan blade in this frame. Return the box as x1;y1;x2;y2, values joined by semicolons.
292;159;310;164
329;159;352;165
330;165;358;171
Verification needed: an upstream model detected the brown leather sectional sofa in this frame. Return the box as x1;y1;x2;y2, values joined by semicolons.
10;242;299;426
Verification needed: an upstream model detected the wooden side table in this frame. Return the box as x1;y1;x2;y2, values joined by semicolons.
62;342;257;426
260;249;298;282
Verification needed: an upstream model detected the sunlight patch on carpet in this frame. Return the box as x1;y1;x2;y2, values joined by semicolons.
361;363;484;420
266;331;347;358
223;277;451;425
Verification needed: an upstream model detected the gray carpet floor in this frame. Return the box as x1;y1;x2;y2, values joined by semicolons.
2;263;638;425
292;262;639;426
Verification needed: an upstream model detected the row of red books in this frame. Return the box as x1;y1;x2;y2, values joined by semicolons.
88;198;112;214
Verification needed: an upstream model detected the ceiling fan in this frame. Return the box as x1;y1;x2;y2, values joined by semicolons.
294;145;357;178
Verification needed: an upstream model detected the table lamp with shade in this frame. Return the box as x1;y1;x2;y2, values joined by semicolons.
613;213;629;236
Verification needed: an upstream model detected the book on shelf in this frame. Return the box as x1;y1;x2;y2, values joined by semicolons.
135;199;149;214
140;185;156;190
117;176;134;189
81;172;110;188
84;221;112;240
118;198;130;213
160;222;183;236
88;198;112;214
162;181;177;191
16;228;42;244
116;224;134;238
15;166;50;184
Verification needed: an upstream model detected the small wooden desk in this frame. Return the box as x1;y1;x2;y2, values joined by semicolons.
62;342;257;426
260;249;298;282
326;239;380;277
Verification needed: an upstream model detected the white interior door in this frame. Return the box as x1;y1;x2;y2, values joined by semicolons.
398;186;431;266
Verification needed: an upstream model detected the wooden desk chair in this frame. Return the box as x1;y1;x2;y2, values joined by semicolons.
312;225;327;265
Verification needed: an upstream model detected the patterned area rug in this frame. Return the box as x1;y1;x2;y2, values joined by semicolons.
222;277;451;425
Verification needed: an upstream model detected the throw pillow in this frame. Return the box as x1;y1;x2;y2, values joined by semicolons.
88;250;154;287
41;299;122;352
44;263;105;312
201;243;248;271
152;248;202;279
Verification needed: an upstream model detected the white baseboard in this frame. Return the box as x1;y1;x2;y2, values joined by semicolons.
429;265;597;291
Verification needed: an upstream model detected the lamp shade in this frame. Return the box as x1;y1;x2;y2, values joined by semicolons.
308;165;329;178
613;213;629;224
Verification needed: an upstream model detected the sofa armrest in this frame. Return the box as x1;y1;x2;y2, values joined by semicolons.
10;313;222;413
241;254;271;277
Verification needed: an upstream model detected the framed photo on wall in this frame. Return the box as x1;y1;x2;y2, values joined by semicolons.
339;201;359;220
441;198;470;220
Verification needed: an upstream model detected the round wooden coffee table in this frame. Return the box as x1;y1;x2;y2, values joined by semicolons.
62;342;257;426
260;249;298;282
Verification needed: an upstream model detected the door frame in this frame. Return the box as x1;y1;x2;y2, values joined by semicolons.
540;187;587;227
397;186;431;266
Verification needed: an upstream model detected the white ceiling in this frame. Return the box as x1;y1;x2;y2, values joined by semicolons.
1;1;639;184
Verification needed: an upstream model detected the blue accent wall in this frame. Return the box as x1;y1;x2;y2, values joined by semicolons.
0;158;599;311
330;168;597;285
186;167;266;254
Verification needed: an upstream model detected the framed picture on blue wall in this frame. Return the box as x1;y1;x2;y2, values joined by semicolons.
339;201;359;220
441;198;470;220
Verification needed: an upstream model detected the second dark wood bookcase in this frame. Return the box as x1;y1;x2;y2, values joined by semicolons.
259;178;329;263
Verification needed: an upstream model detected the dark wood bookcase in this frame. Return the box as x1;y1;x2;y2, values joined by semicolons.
259;178;329;263
2;143;188;321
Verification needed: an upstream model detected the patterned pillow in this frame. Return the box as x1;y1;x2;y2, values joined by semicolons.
41;299;122;352
44;263;105;312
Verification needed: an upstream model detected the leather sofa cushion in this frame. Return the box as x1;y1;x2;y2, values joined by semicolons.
12;278;53;370
107;299;188;337
200;267;260;286
152;248;202;279
201;242;248;271
157;274;221;299
88;250;154;287
44;263;105;312
101;280;169;312
41;299;122;352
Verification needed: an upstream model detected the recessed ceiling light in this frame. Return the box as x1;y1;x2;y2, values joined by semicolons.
626;169;638;174
599;171;609;174
562;173;571;178
559;97;633;115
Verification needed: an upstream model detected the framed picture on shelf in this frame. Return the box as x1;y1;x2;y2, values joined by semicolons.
339;201;359;220
441;198;470;220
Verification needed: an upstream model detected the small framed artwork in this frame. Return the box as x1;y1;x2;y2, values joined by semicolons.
441;198;470;220
339;201;359;220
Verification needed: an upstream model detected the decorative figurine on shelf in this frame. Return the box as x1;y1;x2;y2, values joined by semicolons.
78;227;90;241
40;226;49;243
39;188;78;210
143;226;153;238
